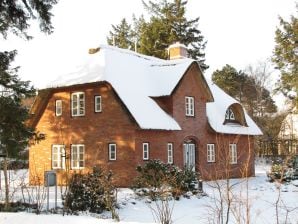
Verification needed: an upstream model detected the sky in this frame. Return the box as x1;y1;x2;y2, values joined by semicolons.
0;0;296;90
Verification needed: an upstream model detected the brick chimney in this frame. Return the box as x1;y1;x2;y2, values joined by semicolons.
168;42;188;60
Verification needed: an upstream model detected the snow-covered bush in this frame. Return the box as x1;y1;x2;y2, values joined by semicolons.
63;167;118;220
133;160;199;199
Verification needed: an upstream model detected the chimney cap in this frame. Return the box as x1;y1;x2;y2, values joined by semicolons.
168;42;188;60
168;42;187;50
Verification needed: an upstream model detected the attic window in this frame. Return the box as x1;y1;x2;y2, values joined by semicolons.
225;108;235;121
223;104;248;126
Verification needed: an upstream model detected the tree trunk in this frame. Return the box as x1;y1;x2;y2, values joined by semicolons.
3;157;10;210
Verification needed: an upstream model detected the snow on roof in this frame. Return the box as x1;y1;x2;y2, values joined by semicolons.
48;45;194;130
206;80;263;135
48;45;262;134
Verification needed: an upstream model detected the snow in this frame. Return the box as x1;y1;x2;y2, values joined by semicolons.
48;45;193;130
47;45;261;134
206;80;263;135
1;161;298;224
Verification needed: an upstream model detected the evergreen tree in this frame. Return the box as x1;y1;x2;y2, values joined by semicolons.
272;9;298;107
107;0;208;70
0;0;57;156
212;64;277;118
1;0;57;209
107;18;135;50
141;0;208;69
0;51;35;157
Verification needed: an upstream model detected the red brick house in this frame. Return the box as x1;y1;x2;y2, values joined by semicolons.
28;44;262;186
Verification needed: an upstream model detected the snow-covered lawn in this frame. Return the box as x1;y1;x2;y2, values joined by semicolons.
0;161;298;224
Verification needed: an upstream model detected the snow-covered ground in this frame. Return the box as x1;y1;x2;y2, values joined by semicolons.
0;160;298;224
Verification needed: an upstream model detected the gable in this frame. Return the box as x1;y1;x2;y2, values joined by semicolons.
206;80;262;135
171;62;213;102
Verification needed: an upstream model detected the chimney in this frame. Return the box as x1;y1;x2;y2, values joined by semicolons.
168;42;188;60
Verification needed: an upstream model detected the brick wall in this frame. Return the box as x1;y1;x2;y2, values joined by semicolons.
29;82;138;187
29;64;256;187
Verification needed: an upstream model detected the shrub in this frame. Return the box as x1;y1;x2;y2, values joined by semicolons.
64;167;119;220
133;160;199;199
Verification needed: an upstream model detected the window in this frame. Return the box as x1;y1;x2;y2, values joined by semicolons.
109;144;117;161
52;145;65;169
207;144;215;162
185;96;194;116
167;143;173;164
71;92;85;116
71;144;84;169
55;100;62;116
94;95;102;112
143;143;149;160
225;108;235;121
229;143;237;164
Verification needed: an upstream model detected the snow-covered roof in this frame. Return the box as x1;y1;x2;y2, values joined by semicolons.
48;45;262;135
206;80;263;135
49;45;194;130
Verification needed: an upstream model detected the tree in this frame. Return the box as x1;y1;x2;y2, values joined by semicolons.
0;0;57;209
272;10;298;107
107;0;208;70
212;64;277;118
107;18;135;50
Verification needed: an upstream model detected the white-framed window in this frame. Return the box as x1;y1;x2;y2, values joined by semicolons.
185;96;194;116
229;143;237;164
109;143;117;161
71;92;85;116
143;143;149;160
207;144;215;162
71;144;85;169
94;95;102;112
52;144;65;169
167;143;173;164
55;100;62;116
225;108;235;120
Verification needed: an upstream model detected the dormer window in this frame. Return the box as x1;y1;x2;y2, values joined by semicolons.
224;104;248;126
225;108;235;121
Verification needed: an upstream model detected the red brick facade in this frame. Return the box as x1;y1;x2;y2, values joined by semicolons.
29;63;255;187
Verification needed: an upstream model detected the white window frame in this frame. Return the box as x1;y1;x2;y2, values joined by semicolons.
167;143;173;164
71;92;85;116
71;144;85;169
94;95;102;112
185;96;195;116
109;144;117;161
143;143;149;160
225;108;235;120
229;143;237;164
52;144;65;169
207;144;215;162
55;100;62;116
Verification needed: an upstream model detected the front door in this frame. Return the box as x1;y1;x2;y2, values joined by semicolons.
183;143;196;171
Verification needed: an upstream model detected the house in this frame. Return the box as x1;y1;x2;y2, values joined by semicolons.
278;108;298;155
28;43;262;186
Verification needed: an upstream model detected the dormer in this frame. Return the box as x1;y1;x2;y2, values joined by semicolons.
224;103;248;126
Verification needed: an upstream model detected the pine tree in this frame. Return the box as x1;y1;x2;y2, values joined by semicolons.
141;0;208;69
0;0;57;209
272;10;298;107
107;0;208;70
212;64;277;118
0;50;35;157
107;18;135;50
